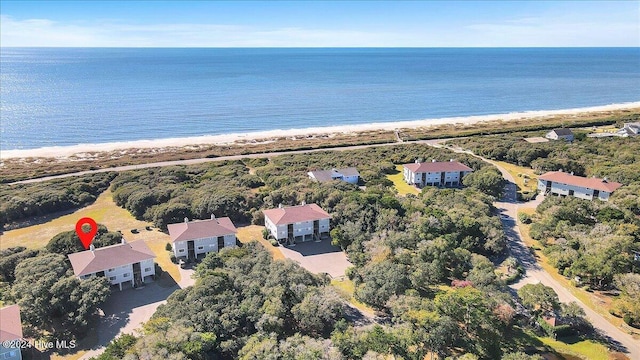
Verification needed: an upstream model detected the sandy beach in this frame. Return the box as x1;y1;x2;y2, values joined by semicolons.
2;101;639;160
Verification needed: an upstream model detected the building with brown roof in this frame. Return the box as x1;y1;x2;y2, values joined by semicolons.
308;167;360;184
167;215;238;260
403;160;473;188
68;239;156;291
537;171;622;201
263;203;331;245
0;305;23;360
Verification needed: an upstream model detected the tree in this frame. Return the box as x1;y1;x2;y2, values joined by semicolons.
46;225;121;255
93;334;137;360
435;287;504;359
10;253;110;336
517;283;560;316
462;167;504;198
292;287;343;336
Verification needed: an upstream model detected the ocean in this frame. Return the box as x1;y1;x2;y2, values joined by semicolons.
1;48;639;151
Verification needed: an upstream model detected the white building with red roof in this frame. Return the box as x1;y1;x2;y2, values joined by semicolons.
0;305;23;360
537;171;622;201
263;203;331;245
68;239;156;291
167;215;238;260
403;160;473;188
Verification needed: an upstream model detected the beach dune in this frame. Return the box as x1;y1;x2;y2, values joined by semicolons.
2;101;639;160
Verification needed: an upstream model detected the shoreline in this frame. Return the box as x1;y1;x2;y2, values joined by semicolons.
2;101;639;159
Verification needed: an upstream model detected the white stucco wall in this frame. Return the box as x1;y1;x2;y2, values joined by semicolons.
537;179;612;201
173;234;237;258
266;216;330;241
404;169;471;186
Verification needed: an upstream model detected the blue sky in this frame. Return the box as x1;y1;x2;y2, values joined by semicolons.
1;1;638;47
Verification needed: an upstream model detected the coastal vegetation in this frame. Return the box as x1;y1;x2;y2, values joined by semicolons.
0;226;122;339
0;172;116;230
108;144;493;232
454;132;640;328
2;108;637;184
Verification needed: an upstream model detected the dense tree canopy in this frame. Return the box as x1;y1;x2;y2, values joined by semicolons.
9;253;111;337
0;172;116;229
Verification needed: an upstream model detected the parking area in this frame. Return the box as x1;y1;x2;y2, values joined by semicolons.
278;239;352;278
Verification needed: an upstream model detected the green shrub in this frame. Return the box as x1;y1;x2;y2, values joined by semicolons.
623;314;632;326
518;212;533;224
270;239;279;247
165;243;172;251
170;254;177;264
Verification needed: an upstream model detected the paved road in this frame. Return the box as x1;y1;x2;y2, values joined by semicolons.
10;138;451;185
79;268;195;360
483;154;640;359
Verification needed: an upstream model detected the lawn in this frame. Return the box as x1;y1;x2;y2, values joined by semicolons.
494;160;538;194
0;188;181;283
236;224;285;260
386;165;420;196
539;336;619;360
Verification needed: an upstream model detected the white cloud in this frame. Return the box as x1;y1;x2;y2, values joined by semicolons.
1;13;637;47
0;15;404;47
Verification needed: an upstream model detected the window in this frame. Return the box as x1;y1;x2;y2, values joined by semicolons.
123;273;129;278
179;249;185;253
197;246;204;250
109;276;116;281
144;267;151;272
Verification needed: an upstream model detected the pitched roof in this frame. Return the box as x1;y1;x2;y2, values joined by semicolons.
167;217;237;243
550;128;573;136
263;204;331;225
539;171;623;192
308;167;360;182
68;240;156;277
403;161;473;173
0;305;23;342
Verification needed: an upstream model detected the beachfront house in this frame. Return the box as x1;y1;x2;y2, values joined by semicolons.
545;128;574;141
68;239;156;291
0;305;23;360
403;160;473;188
537;171;622;201
168;215;238;260
616;122;640;137
263;203;331;245
308;167;360;184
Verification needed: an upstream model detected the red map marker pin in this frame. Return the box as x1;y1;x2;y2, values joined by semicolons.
75;217;98;250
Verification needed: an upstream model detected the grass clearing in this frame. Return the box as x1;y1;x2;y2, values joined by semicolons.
330;278;376;317
236;224;285;261
494;160;538;194
539;336;614;360
386;165;420;196
0;188;180;282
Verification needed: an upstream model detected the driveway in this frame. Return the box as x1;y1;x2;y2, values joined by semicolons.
278;239;352;278
79;267;195;359
490;157;640;359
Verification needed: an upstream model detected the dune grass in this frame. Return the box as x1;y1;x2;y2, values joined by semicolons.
386;165;420;196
